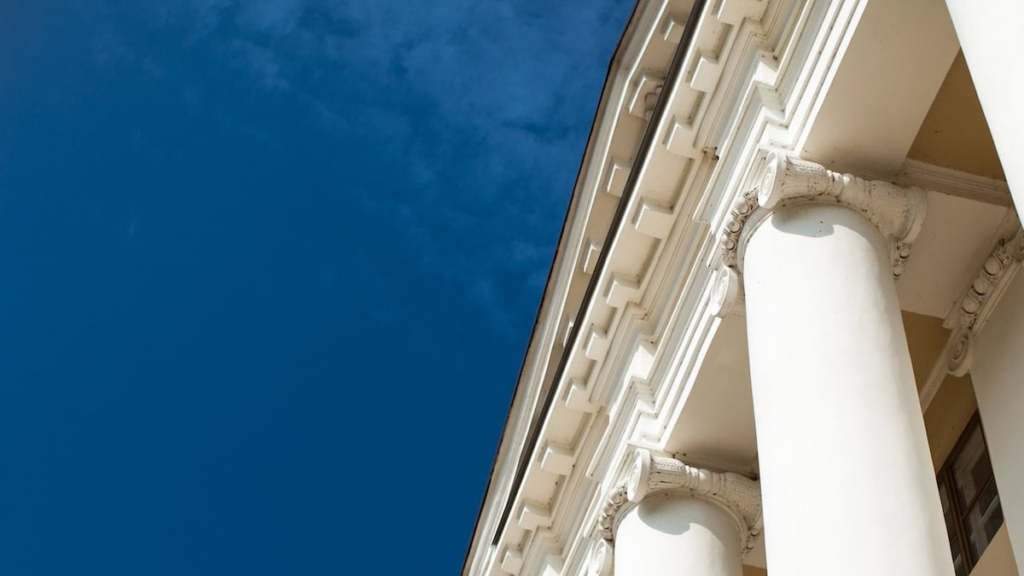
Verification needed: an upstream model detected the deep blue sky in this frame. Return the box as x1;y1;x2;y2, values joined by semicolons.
0;1;631;574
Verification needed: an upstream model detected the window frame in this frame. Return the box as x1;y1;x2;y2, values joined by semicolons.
937;412;1002;574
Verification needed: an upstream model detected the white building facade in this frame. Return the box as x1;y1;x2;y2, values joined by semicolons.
463;2;1024;576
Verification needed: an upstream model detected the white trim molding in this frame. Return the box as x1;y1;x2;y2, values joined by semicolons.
897;159;1012;208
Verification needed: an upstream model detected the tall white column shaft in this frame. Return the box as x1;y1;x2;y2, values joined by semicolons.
944;0;1024;210
742;202;953;576
615;495;742;576
970;271;1024;565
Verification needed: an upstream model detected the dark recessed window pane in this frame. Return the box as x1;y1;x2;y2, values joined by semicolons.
953;425;991;507
939;479;967;576
964;483;1002;560
936;414;1004;573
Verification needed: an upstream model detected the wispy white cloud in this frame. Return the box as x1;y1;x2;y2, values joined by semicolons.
112;0;628;337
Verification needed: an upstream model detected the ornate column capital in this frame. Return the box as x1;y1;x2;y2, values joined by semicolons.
720;151;927;277
946;231;1024;376
625;449;762;556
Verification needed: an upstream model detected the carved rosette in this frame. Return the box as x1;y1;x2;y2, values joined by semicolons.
719;151;927;277
625;449;762;556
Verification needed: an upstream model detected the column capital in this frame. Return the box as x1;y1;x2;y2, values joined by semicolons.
721;151;927;276
626;449;762;556
946;230;1024;377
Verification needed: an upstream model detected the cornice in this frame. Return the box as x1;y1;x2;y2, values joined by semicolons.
481;1;713;573
462;2;665;573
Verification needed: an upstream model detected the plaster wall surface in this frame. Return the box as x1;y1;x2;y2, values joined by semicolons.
923;372;978;472
907;52;1005;181
972;271;1024;566
904;312;952;390
971;525;1019;576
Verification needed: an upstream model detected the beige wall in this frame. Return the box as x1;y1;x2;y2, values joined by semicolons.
743;565;767;576
907;52;1005;180
972;272;1024;566
903;312;951;393
923;373;978;471
971;525;1018;576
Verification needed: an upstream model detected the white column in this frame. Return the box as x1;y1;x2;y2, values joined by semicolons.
728;154;953;576
967;268;1024;566
944;0;1024;210
594;450;760;576
616;496;742;576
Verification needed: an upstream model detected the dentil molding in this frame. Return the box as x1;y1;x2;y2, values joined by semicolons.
720;152;927;277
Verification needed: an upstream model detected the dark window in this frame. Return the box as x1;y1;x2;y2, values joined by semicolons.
937;414;1004;575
